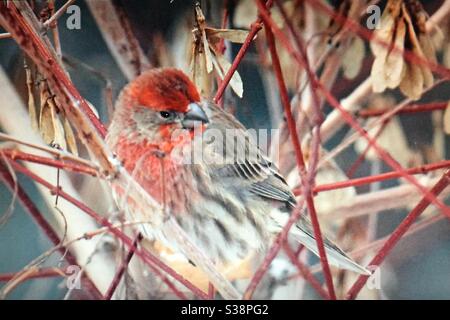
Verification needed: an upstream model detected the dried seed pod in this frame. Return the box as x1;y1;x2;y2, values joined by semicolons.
370;0;436;100
190;3;245;98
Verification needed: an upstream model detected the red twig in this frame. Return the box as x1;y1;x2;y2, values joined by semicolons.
0;162;103;299
0;149;98;177
283;244;330;300
346;170;450;299
0;3;106;138
9;161;207;300
0;268;64;282
213;0;273;103
243;198;306;299
104;233;143;300
255;0;450;220
313;160;450;194
357;102;448;118
259;0;336;300
345;121;388;178
305;0;450;79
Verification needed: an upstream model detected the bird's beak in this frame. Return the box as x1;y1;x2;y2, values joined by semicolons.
182;103;209;129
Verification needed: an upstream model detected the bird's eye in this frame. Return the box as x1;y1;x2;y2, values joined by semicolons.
159;111;172;119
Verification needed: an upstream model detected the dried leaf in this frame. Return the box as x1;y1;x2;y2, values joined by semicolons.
370;0;402;58
399;57;423;100
195;4;213;73
63;115;78;156
211;47;243;98
342;37;365;79
202;32;213;73
384;18;406;89
191;3;244;98
370;0;436;99
191;46;212;97
48;100;67;150
370;0;404;93
25;62;38;131
205;28;249;44
39;93;54;145
444;101;450;135
38;81;67;150
418;34;435;88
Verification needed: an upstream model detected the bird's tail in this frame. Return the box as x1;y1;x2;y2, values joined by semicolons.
292;215;371;275
294;230;371;275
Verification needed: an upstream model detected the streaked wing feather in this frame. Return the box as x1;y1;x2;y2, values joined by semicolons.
205;102;296;206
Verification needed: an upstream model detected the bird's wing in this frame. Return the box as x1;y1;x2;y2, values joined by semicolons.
204;102;296;206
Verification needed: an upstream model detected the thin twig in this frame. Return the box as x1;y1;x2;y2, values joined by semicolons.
0;161;103;299
104;233;143;300
346;170;450;299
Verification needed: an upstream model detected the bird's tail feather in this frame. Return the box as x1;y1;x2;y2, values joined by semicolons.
293;228;371;275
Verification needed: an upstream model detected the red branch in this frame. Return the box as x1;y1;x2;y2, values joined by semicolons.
0;149;98;177
255;0;450;220
0;3;107;138
9;161;209;300
0;268;63;282
357;102;448;118
305;0;450;79
243;0;337;300
103;233;143;300
283;244;330;300
312;160;450;194
243;198;306;299
345;121;388;178
346;170;450;299
213;0;273;103
0;162;103;299
272;0;336;299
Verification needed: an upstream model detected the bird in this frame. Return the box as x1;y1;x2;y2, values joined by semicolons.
106;67;370;276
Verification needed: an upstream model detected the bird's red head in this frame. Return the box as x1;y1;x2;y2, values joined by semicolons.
125;68;201;113
109;68;209;156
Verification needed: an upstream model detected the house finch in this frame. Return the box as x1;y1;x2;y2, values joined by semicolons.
106;68;369;275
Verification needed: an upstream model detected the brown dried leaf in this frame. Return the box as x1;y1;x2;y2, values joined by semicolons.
191;3;244;98
399;57;423;100
25;62;38;131
205;28;249;44
194;4;213;73
211;47;243;98
370;0;402;58
370;0;404;93
384;18;406;89
404;1;435;90
418;34;435;88
63;115;78;156
371;0;436;99
39;90;54;145
191;46;213;98
39;81;67;150
48;100;67;150
202;32;213;73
